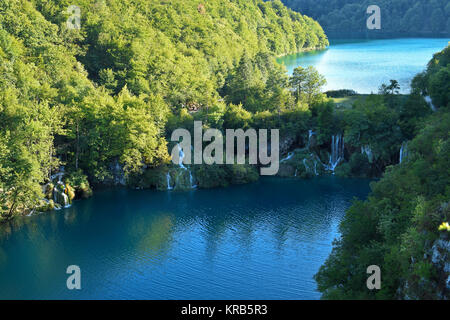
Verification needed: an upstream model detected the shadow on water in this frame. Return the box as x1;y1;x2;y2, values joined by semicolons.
0;177;372;299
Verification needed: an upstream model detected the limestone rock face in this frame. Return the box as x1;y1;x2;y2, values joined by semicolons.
432;236;450;297
402;234;450;300
277;148;325;178
279;135;297;156
431;238;450;268
110;160;126;186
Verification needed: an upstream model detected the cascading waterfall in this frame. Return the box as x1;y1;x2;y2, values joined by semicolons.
52;188;59;209
399;141;409;164
361;145;373;163
177;144;187;169
50;173;64;183
281;152;294;162
175;144;196;189
53;182;70;208
325;134;344;172
62;193;69;208
424;96;436;112
166;172;173;190
189;171;197;189
307;130;315;148
303;159;310;172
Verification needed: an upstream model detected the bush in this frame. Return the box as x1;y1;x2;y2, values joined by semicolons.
335;162;351;177
227;164;259;185
194;165;230;189
65;170;93;199
349;153;371;177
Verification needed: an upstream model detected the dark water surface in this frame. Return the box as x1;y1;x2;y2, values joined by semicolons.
0;177;371;299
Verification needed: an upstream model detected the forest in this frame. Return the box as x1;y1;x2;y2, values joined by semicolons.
0;0;328;217
282;0;450;37
315;45;450;299
0;0;449;300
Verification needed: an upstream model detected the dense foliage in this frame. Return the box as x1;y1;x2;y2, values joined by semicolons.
315;45;450;299
1;0;449;301
282;0;450;36
0;0;328;219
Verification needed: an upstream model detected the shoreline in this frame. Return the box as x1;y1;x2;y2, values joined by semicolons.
13;175;374;219
275;45;328;58
1;90;407;223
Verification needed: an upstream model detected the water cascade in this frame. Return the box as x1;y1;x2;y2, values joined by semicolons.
166;172;173;190
189;171;197;189
399;142;409;164
281;152;294;162
361;145;374;163
175;144;196;189
325;134;344;172
303;159;310;172
300;154;321;176
113;161;126;185
177;144;187;169
50;166;65;183
53;182;70;209
307;130;315;148
50;173;64;183
424;96;436;112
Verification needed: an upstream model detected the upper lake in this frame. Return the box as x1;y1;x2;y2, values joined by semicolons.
277;38;450;94
0;177;371;299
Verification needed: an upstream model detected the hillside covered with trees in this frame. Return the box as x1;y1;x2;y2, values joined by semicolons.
0;0;329;219
1;0;449;301
315;45;450;299
282;0;450;37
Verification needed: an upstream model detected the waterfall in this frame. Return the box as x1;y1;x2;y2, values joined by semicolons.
399;142;408;164
361;145;373;163
177;144;187;169
62;193;69;208
50;172;64;182
189;171;197;189
53;182;70;208
52;187;60;210
281;152;294;162
303;159;310;172
424;96;436;112
325;134;344;172
50;166;65;183
175;144;196;189
166;172;173;190
294;169;298;177
307;130;315;148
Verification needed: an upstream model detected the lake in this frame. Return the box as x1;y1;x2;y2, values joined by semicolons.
0;177;371;299
278;38;450;94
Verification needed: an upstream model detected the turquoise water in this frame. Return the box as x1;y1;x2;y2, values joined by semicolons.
278;38;450;94
0;177;371;299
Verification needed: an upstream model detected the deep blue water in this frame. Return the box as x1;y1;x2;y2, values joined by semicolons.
0;177;371;299
278;38;450;93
